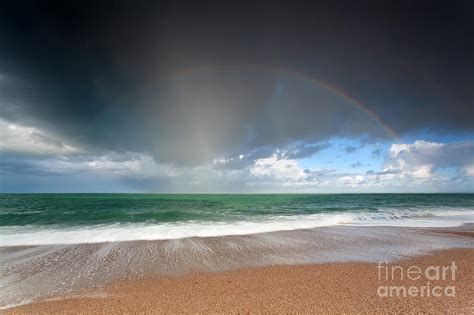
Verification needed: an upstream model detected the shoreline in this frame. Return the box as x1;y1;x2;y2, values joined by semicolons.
5;248;474;313
3;212;473;247
1;224;473;312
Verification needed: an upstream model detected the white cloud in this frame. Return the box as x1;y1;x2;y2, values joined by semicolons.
338;175;366;185
0;151;185;184
465;164;474;176
244;140;474;191
0;118;80;155
384;140;474;179
250;156;306;182
83;152;181;177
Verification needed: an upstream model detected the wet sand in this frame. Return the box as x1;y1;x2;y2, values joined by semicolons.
5;248;474;313
2;224;473;313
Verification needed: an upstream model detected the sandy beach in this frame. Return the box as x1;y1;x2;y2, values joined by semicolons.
2;225;473;313
4;248;473;313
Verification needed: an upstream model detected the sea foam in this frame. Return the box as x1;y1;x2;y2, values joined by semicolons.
1;209;473;246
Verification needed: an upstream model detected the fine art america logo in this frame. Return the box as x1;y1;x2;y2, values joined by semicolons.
376;261;457;298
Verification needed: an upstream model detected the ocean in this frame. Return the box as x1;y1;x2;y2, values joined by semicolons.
1;193;473;246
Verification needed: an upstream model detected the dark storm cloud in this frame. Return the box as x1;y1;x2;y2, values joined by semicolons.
0;156;56;177
1;0;473;165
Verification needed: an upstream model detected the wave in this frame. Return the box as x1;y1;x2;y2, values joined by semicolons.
1;208;473;246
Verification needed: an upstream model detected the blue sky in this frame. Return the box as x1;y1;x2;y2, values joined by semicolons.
299;137;386;174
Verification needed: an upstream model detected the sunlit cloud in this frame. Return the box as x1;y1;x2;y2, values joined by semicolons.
0;118;80;156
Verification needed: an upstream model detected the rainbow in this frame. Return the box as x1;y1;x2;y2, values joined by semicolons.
163;64;399;139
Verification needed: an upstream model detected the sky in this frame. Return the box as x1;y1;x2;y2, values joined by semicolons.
0;0;473;193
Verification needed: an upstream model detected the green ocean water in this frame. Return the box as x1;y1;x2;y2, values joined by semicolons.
0;193;473;246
